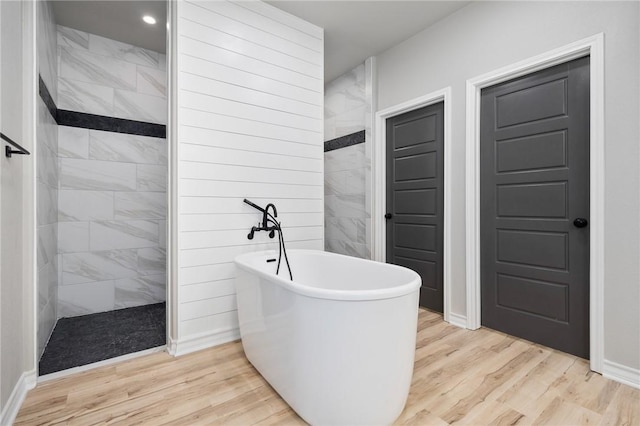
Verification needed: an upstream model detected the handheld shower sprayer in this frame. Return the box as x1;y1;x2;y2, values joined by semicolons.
243;198;265;213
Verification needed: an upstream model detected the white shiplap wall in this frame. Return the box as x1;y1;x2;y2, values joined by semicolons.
173;0;324;353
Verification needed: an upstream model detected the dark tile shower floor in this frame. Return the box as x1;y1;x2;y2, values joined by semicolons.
39;303;166;376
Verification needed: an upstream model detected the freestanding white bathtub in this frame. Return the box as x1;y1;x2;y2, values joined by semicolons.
234;249;421;425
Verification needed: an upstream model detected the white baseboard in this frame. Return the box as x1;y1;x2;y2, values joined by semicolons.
446;312;468;329
603;359;640;389
169;327;240;356
0;369;36;425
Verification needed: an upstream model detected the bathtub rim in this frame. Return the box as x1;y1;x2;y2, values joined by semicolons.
234;249;421;301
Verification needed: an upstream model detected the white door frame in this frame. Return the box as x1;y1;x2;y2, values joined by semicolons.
373;88;456;325
465;33;605;372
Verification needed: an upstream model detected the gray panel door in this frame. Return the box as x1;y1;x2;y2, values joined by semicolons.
480;57;590;358
386;102;444;312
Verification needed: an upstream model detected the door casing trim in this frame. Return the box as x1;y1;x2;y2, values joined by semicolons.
373;87;453;324
465;33;605;373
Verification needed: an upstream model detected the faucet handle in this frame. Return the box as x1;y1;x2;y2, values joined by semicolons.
247;226;258;240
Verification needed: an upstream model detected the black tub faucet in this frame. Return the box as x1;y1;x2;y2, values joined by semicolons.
244;199;278;239
243;198;293;280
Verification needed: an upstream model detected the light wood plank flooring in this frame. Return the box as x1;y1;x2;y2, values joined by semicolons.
16;309;639;425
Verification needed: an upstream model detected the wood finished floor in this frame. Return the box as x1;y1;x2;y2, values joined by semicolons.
16;309;639;425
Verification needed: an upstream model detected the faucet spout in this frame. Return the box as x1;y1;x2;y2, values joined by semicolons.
263;203;278;228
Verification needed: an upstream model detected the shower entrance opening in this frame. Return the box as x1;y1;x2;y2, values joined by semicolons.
36;0;169;376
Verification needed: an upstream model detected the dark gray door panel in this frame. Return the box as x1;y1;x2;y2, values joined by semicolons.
496;230;568;270
480;57;590;358
496;274;568;322
394;153;437;181
394;189;437;215
387;103;444;312
393;115;436;148
496;130;567;172
496;78;568;127
496;182;567;218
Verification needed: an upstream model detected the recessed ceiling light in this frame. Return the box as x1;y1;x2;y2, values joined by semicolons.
142;15;156;25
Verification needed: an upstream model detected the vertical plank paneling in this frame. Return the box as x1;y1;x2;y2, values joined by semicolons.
175;0;323;350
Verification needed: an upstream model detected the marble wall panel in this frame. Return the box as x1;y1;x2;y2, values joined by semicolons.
89;33;159;68
37;181;57;225
324;143;366;173
37;140;59;188
334;106;366;139
89;130;166;164
114;192;166;220
59;190;114;222
59;158;137;191
157;220;167;249
37;2;59;355
325;239;367;259
325;64;365;119
37;223;58;271
324;63;372;259
58;125;89;158
158;54;166;71
38;0;58;103
58;78;114;116
90;220;158;251
113;90;167;124
325;193;366;219
59;46;137;91
62;249;138;285
57;25;89;50
57;25;167;124
58;280;115;317
325;217;359;242
137;165;167;192
58;222;89;253
37;298;56;358
137;247;166;276
137;65;167;97
55;26;167;315
115;274;166;309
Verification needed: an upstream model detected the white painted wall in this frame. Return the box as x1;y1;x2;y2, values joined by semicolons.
172;0;323;353
0;0;36;423
376;1;640;371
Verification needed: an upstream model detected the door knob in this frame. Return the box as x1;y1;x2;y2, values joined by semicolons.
573;218;588;228
385;213;393;219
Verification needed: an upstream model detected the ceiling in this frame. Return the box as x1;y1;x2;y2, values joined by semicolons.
51;1;470;82
266;1;470;82
52;1;167;53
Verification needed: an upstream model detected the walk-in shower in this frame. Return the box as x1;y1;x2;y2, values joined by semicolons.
36;0;168;375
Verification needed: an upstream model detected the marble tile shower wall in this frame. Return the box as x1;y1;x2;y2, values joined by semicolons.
324;64;370;258
36;0;59;357
57;25;167;124
325;64;366;141
56;26;167;317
